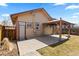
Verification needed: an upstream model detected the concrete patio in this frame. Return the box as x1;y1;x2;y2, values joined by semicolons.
17;35;68;56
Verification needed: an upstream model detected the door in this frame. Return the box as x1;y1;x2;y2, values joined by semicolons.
18;22;26;41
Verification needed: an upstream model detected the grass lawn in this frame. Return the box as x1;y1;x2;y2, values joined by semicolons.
37;35;79;56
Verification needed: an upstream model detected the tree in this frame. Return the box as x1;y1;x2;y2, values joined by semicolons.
2;20;8;26
2;16;13;26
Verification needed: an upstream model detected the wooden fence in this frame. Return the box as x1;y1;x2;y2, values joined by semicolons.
2;26;16;41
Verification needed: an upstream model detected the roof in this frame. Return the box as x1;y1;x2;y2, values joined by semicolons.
44;20;74;25
10;8;56;24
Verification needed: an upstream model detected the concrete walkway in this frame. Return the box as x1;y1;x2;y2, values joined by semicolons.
17;35;68;56
23;51;41;56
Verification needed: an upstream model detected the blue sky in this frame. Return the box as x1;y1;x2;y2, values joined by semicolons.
0;3;79;25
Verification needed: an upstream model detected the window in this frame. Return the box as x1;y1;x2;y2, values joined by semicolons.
36;24;39;26
35;23;40;30
26;22;32;28
36;27;39;29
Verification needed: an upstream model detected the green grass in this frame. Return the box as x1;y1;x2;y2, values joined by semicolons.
37;35;79;56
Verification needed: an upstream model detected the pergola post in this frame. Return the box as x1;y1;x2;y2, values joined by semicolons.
68;24;71;39
59;18;62;41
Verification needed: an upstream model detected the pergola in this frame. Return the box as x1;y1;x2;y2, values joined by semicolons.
43;18;74;41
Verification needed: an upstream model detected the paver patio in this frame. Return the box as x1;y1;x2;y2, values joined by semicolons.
17;35;68;56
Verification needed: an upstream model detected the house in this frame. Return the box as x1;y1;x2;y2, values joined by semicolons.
10;8;54;40
10;8;74;41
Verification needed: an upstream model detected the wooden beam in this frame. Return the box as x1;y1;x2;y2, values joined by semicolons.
59;18;62;41
68;24;71;38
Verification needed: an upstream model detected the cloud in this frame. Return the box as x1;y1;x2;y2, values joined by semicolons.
54;3;66;6
0;3;8;6
73;12;79;15
71;15;78;18
69;18;79;24
66;5;79;10
1;14;10;17
68;15;79;24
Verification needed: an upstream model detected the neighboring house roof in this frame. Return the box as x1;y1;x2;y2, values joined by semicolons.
10;8;56;24
4;26;15;30
0;23;15;29
0;24;3;26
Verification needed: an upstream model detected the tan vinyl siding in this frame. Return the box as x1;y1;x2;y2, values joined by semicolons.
44;25;53;35
17;10;50;38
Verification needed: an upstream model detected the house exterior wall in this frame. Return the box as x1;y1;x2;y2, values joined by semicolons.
44;25;53;35
16;10;50;39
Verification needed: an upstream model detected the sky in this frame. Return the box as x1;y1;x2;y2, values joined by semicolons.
0;3;79;25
